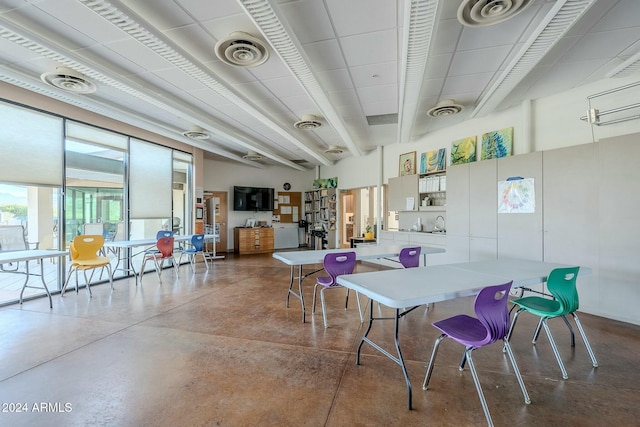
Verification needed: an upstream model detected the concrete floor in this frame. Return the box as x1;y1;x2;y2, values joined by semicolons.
1;252;638;426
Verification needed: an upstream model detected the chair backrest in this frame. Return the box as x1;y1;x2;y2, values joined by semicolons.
323;251;356;284
72;235;105;261
399;246;421;268
473;281;513;346
156;230;174;239
546;266;581;314
191;234;205;251
156;237;175;257
0;225;28;252
83;223;104;236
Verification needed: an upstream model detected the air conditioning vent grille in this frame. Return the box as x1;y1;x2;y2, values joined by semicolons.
40;67;96;94
215;32;269;67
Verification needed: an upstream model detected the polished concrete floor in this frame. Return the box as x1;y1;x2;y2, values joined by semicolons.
1;252;639;426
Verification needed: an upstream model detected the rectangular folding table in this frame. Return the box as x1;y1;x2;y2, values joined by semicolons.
103;234;217;282
272;244;446;323
0;249;68;308
336;258;591;409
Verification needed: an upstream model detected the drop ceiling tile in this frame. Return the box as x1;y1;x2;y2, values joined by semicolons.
442;72;494;94
278;94;318;114
449;45;513;76
303;39;347;71
350;61;397;88
430;19;462;55
201;14;260;42
234;80;277;101
591;0;640;33
340;29;397;67
187;88;231;107
176;0;244;21
247;56;293;80
327;89;360;107
152;67;209;91
357;83;397;104
260;75;307;98
280;0;335;44
424;53;453;79
420;78;446;98
163;25;217;64
205;59;256;85
315;68;354;91
115;0;194;30
103;39;175;71
561;28;640;62
325;0;396;37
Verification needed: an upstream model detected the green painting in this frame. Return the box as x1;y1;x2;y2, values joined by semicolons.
450;136;477;165
313;177;338;189
481;127;513;160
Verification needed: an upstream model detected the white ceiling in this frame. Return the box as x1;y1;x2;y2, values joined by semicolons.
1;0;639;170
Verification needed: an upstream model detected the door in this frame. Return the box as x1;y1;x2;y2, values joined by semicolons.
204;191;228;253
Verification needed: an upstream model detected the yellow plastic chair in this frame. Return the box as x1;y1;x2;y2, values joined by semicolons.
61;235;113;297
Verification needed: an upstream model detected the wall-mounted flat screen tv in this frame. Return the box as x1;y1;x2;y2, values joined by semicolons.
233;186;275;211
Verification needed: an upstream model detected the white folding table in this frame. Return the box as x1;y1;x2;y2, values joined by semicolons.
0;249;68;308
103;234;218;282
336;258;591;410
272;244;446;323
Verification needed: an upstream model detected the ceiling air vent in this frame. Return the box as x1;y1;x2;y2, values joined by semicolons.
40;67;97;94
181;126;210;140
214;32;270;67
324;145;345;155
457;0;535;27
242;150;263;161
294;114;322;130
427;100;464;117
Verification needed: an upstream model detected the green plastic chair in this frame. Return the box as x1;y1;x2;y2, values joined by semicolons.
507;266;598;379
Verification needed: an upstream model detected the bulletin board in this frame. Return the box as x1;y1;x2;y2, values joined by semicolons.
274;192;301;223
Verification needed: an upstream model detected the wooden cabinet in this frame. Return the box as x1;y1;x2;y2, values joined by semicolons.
233;227;274;254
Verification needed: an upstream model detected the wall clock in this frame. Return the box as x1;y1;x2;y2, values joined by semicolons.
283;182;291;190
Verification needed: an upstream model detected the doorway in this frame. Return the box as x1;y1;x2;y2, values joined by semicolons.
340;190;356;248
204;191;228;253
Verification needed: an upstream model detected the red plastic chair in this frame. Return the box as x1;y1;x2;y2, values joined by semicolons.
312;251;357;328
422;281;530;426
140;236;178;284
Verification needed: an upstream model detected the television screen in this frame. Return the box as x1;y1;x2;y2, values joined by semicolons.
233;186;274;211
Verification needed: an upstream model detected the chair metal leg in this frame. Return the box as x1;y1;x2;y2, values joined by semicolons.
344;288;349;310
502;339;531;404
532;317;543;343
422;334;446;390
320;287;328;328
561;315;576;347
83;270;92;297
465;349;494;427
541;319;569;379
571;313;599;367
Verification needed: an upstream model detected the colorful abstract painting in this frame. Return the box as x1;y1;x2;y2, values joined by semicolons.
450;136;477;165
313;177;338;189
420;148;446;174
481;127;513;160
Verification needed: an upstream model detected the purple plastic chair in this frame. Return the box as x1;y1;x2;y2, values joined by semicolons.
422;281;530;427
399;246;421;268
312;251;357;328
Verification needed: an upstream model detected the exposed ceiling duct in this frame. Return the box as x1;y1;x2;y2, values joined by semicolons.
457;0;536;27
427;100;464;117
242;150;263;161
324;145;345;154
181;126;210;140
40;67;96;94
214;31;270;67
294;114;322;130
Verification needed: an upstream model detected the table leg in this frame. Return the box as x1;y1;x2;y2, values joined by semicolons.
285;264;324;323
356;301;413;410
19;259;53;309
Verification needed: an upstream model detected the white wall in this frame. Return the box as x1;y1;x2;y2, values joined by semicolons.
321;75;640;187
203;159;314;250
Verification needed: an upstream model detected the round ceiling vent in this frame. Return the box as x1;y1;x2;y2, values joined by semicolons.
40;67;96;94
181;126;210;140
457;0;535;27
324;145;345;154
294;114;322;130
214;32;269;67
427;100;464;117
242;150;263;161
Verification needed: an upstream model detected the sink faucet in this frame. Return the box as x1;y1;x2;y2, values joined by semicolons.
434;215;445;231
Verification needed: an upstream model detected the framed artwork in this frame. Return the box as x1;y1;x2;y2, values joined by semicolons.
399;151;416;176
481;127;513;160
420;148;446;174
451;136;477;165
